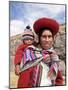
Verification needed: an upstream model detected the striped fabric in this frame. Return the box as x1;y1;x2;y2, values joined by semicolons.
20;45;61;85
31;65;39;86
23;46;43;65
21;45;60;70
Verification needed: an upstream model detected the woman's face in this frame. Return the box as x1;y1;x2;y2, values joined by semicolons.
40;29;54;50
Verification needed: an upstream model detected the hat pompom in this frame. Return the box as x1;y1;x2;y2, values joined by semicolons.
26;25;31;29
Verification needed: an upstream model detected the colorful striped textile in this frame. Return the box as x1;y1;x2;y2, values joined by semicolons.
22;45;48;65
20;45;64;86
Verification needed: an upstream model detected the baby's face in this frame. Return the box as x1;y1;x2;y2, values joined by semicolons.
24;39;34;45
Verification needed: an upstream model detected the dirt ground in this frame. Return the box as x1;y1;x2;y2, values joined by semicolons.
10;71;19;88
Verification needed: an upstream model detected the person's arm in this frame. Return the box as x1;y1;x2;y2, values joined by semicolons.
14;44;28;75
14;47;22;75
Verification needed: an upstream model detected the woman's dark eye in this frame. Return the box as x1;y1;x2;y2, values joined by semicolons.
42;35;52;38
41;35;46;38
48;35;52;38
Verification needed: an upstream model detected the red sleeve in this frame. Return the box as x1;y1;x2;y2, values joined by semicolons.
14;44;28;65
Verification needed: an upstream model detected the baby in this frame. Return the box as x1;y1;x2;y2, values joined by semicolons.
14;25;35;75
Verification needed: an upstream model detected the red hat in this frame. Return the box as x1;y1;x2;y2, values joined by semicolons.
33;17;59;36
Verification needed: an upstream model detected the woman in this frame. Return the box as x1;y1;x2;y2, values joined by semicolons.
33;17;64;86
20;17;64;87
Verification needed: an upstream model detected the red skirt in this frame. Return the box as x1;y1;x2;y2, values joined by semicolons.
17;66;37;88
55;70;64;85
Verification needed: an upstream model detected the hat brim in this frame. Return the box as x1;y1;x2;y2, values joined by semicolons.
33;18;59;36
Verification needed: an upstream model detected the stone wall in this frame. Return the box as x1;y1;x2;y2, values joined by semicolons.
54;24;66;60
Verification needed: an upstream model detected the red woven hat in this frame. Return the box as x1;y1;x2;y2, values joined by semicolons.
33;17;59;36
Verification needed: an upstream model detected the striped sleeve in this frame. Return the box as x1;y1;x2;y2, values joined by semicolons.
23;48;36;64
23;48;43;65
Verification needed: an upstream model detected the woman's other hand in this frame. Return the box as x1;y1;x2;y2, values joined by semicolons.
15;64;21;75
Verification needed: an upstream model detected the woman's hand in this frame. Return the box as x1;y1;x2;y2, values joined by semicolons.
15;64;21;75
49;51;59;61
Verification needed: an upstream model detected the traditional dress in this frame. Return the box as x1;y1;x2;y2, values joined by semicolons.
20;45;64;87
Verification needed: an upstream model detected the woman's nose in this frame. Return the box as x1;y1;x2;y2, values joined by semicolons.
45;37;49;41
